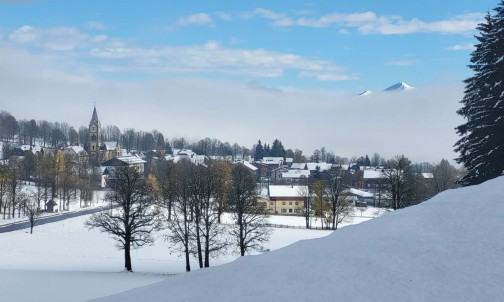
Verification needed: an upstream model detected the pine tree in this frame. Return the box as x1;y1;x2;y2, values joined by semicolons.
254;140;264;161
271;139;286;158
455;4;504;186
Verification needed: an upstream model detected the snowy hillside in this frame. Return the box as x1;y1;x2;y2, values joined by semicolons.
94;177;504;302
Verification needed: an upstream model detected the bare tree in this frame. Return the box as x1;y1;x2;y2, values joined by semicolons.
382;155;415;210
191;161;229;268
86;166;160;272
7;157;23;218
212;159;232;223
312;180;329;229
165;158;193;272
432;159;460;194
24;193;40;234
297;184;312;229
229;164;271;256
324;168;353;230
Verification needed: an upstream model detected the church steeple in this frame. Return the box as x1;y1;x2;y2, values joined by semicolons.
88;106;102;162
90;105;101;128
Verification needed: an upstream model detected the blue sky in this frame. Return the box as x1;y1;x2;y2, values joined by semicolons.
0;0;495;91
0;0;499;162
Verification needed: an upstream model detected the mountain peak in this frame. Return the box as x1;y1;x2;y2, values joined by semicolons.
384;81;414;92
358;90;373;96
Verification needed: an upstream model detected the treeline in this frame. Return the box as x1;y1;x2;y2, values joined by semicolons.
0;110;252;158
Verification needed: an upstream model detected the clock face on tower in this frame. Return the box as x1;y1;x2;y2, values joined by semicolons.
91;126;96;132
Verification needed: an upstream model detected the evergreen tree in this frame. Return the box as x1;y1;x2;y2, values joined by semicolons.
455;5;504;186
264;144;271;157
364;155;371;166
254;140;264;161
271;139;286;158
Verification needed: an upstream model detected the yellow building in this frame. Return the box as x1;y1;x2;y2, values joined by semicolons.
267;185;308;215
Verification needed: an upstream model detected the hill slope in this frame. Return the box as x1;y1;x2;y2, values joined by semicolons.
94;177;504;302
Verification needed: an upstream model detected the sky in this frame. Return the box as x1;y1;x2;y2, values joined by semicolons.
0;0;499;163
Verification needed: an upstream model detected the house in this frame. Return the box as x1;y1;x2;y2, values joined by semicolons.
100;155;147;188
363;168;387;189
45;199;58;213
169;149;206;165
267;185;308;215
344;188;375;205
281;169;311;184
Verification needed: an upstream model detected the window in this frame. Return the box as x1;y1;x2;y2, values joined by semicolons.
281;209;287;213
294;209;301;213
295;201;299;206
289;201;293;205
270;202;274;206
282;201;286;205
289;209;293;213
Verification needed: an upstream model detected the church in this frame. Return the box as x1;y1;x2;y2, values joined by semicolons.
86;106;121;164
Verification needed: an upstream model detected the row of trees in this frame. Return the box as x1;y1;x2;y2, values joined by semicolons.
0;149;95;226
86;160;271;272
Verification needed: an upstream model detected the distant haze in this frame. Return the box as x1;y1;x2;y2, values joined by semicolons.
0;47;463;163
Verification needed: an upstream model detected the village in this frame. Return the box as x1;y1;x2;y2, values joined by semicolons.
0;106;451;225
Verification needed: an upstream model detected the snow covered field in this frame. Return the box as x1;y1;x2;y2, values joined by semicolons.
92;177;504;302
3;206;379;301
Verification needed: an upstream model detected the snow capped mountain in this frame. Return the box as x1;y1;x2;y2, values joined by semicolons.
358;90;373;96
94;176;504;302
384;81;414;92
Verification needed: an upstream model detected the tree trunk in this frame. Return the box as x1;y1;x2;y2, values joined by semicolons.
124;240;132;272
204;232;210;268
196;226;203;269
184;243;191;272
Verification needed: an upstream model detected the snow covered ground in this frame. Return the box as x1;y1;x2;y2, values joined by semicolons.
2;206;366;301
92;177;504;302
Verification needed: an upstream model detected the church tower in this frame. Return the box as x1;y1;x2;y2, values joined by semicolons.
88;106;102;162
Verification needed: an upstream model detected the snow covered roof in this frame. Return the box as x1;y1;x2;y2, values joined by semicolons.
103;142;119;151
290;163;306;170
363;169;385;179
114;156;146;165
261;157;284;165
282;170;310;178
241;161;258;171
422;173;434;179
305;162;332;171
65;146;87;156
345;188;374;198
269;185;308;198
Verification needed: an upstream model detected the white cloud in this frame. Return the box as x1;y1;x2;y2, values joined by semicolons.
9;25;41;43
385;59;419;66
299;71;357;81
254;9;484;35
85;21;106;30
215;12;232;21
6;24;351;81
9;25;107;51
177;13;213;26
88;41;348;80
254;8;294;26
446;43;475;51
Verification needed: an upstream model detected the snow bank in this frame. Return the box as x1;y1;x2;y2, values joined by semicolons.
93;176;504;302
